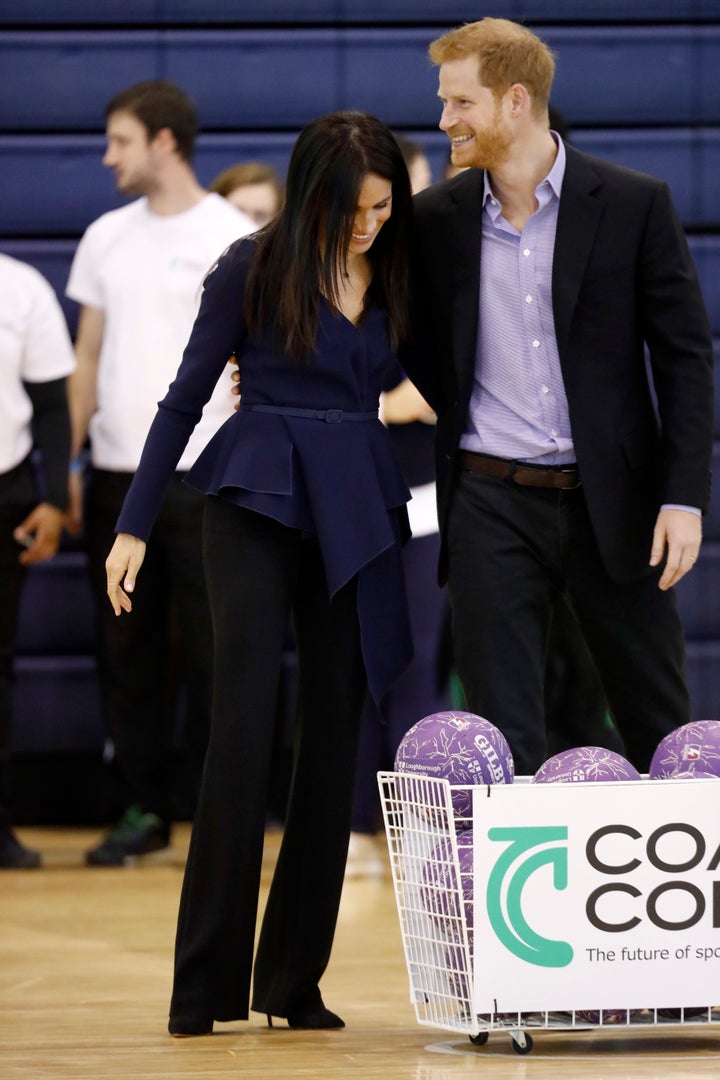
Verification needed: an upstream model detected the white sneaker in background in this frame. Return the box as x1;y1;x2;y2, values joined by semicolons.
345;831;386;878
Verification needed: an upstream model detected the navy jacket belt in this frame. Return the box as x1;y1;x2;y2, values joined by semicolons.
241;404;378;423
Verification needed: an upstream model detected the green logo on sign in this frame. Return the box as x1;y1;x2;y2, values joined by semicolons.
486;826;574;968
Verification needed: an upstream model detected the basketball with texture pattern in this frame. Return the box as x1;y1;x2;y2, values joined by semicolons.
533;746;641;784
421;832;475;1004
575;1009;635;1024
421;831;474;941
394;711;514;824
649;721;720;780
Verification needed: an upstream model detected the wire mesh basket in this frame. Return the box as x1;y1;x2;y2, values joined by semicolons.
377;770;719;1054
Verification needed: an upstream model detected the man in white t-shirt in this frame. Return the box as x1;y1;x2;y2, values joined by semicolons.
0;253;75;868
66;80;254;866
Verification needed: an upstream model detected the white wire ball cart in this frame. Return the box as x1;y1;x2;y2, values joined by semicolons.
378;770;720;1055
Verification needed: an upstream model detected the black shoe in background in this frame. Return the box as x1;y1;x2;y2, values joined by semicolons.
0;825;42;869
85;805;170;867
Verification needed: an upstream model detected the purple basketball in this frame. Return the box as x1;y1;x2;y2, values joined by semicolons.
657;1007;706;1020
422;833;475;1003
443;940;473;1003
533;746;641;784
395;711;514;823
421;831;474;942
575;1009;634;1025
422;837;533;1015
649;721;720;780
666;766;719;781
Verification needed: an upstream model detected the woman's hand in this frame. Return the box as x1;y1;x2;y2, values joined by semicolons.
106;532;147;615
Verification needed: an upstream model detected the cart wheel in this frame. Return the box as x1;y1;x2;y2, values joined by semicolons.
469;1032;489;1046
511;1033;533;1055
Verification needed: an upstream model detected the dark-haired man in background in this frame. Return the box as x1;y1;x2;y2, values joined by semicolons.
67;80;253;865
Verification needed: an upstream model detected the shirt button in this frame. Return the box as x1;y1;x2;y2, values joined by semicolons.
523;248;531;257
541;385;549;394
525;295;533;304
551;429;558;436
533;340;541;349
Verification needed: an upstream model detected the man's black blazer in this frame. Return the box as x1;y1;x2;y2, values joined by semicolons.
405;143;714;585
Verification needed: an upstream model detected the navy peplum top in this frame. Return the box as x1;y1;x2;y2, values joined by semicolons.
116;237;413;704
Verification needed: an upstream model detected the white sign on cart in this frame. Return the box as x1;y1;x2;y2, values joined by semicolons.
472;778;720;1014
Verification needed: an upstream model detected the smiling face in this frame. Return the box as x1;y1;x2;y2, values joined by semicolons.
347;172;393;256
103;110;159;196
437;55;513;172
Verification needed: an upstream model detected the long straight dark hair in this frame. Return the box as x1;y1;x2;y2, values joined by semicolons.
245;111;413;360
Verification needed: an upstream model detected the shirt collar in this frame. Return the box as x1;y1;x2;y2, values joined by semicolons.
482;131;566;214
545;131;566;198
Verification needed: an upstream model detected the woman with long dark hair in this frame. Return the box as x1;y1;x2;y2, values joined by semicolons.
105;111;414;1036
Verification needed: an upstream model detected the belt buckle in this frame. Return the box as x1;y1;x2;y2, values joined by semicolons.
559;466;580;489
325;409;343;423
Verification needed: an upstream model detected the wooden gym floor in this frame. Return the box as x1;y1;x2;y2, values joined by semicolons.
1;824;719;1079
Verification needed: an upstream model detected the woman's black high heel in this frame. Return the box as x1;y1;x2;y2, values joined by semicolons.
168;1015;214;1037
287;1002;345;1029
265;990;345;1029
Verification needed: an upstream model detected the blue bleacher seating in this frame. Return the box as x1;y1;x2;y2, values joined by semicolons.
572;130;695;224
12;656;103;754
0;0;156;21
2;0;718;24
699;129;720;224
2;27;719;132
12;547;102;758
1;127;718;239
686;641;720;721
0;134;296;236
0;32;163;131
677;542;720;639
0;30;342;131
14;552;95;655
0;137;125;235
549;26;720;125
342;27;720;127
704;447;720;542
689;238;720;336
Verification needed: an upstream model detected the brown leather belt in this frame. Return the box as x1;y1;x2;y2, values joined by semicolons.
457;450;581;490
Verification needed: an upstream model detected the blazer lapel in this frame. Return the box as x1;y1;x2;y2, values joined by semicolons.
448;171;485;402
553;145;604;364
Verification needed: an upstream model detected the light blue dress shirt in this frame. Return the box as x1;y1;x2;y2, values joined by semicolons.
460;134;699;516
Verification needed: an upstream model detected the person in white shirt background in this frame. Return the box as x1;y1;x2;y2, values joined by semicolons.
0;254;75;869
66;79;254;867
